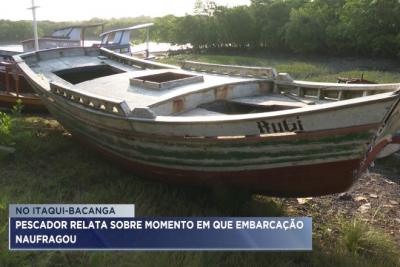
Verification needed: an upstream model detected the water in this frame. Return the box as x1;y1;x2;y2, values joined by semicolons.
131;42;191;53
0;41;101;53
0;41;191;54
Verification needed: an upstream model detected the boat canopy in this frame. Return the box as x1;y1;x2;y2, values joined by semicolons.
99;23;154;39
99;23;154;56
50;23;105;41
21;23;104;52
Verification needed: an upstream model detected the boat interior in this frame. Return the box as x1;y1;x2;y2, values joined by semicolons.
18;47;400;118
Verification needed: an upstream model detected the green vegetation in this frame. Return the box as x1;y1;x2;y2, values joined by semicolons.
2;0;400;58
0;16;152;44
0;100;23;148
0;112;11;145
341;219;398;261
152;0;400;58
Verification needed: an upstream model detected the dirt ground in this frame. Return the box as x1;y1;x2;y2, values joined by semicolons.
282;153;400;246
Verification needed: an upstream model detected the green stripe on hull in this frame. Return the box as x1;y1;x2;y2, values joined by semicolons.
44;100;372;170
82;135;364;168
49;107;368;169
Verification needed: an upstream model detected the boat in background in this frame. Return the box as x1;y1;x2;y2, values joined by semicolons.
0;23;104;111
0;22;192;112
99;23;192;59
14;47;400;196
20;24;104;53
0;61;44;111
99;23;154;59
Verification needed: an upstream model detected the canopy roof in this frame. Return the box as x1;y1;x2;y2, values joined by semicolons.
54;23;105;32
99;23;154;38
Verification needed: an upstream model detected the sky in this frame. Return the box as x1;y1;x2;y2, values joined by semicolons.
2;0;250;21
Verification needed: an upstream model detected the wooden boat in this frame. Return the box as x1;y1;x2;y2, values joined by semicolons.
0;23;104;111
14;47;400;196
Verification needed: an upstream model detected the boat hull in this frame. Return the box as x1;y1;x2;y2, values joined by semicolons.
15;47;400;197
74;130;361;197
37;94;381;197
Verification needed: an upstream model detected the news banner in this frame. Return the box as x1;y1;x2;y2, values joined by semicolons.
9;204;312;251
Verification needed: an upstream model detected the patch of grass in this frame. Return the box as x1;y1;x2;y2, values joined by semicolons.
0;111;12;145
1;117;399;266
340;219;399;266
161;53;400;83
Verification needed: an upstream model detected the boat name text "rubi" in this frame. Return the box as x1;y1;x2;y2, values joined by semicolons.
257;117;304;134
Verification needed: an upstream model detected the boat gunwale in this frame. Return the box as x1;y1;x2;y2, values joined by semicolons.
42;92;381;142
276;79;400;91
47;78;400;125
13;47;400;125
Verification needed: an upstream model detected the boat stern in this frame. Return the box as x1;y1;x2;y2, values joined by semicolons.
359;89;400;172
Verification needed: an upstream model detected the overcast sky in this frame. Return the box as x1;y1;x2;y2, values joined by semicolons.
3;0;250;21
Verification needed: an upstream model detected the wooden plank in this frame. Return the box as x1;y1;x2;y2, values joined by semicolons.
182;61;277;79
276;79;400;92
50;81;131;116
232;94;308;108
281;92;315;105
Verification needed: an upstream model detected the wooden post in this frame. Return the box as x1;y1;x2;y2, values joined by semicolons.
15;65;20;97
146;27;150;59
297;87;305;97
338;90;344;100
5;65;10;93
317;88;324;100
363;90;372;97
81;28;85;47
28;0;40;51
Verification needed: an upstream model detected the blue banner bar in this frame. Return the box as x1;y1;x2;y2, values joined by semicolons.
9;217;312;251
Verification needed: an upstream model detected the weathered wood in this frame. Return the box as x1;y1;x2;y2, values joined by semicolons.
276;79;400;102
50;82;130;116
338;90;344;100
281;92;315;105
182;61;277;79
276;80;400;92
130;72;204;90
231;94;308;108
100;48;179;70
